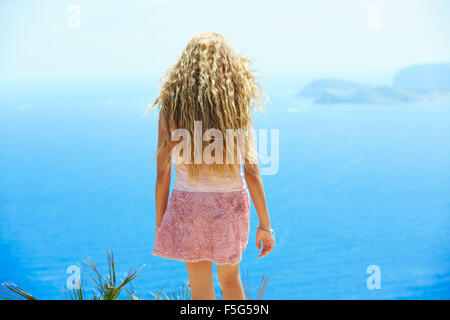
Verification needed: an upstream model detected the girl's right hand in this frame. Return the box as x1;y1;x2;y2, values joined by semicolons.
256;227;275;258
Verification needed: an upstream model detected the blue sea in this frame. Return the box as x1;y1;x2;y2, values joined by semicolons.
1;76;449;299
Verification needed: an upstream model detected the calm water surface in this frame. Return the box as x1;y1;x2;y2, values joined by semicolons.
0;77;449;299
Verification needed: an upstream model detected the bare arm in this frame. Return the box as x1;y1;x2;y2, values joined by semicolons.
244;164;271;228
243;118;274;258
155;116;171;228
244;163;274;258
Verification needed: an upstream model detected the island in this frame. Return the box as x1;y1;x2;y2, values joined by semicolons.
299;63;450;104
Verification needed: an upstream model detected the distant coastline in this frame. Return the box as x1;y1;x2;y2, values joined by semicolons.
298;63;450;104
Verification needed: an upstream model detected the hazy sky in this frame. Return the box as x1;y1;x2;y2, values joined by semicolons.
1;0;450;78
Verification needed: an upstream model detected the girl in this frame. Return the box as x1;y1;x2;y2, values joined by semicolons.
148;32;274;300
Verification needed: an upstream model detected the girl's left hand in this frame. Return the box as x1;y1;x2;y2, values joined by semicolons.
256;227;274;258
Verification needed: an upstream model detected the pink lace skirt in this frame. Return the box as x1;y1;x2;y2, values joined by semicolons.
152;189;250;265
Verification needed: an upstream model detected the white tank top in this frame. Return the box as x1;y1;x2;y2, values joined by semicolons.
173;164;246;192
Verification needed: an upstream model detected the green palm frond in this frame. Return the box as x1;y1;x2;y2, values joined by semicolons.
81;249;144;300
241;270;270;300
63;284;85;300
256;274;270;300
0;282;37;300
150;280;191;300
242;270;251;300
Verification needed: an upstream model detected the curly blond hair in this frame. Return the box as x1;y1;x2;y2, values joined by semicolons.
147;32;266;179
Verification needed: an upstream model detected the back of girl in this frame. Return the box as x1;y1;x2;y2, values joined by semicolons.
148;32;274;300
